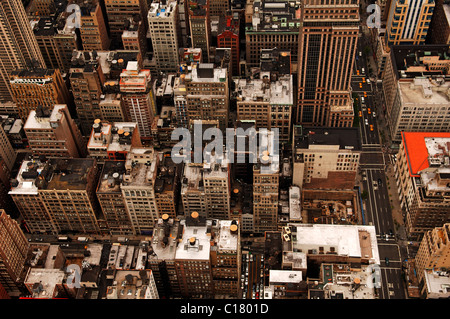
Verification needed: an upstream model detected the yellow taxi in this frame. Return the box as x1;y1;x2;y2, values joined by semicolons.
359;111;362;117
368;107;371;114
370;124;374;131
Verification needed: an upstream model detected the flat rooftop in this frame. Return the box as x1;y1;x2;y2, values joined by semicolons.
294;127;362;151
97;160;126;193
175;219;211;261
289;223;380;264
401;132;450;176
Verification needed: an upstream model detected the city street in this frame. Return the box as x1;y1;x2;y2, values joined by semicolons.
353;28;408;299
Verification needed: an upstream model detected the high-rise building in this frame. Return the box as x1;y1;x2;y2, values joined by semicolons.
96;160;134;236
292;126;361;189
245;0;300;70
122;17;148;60
121;147;160;235
104;0;148;48
24;104;86;158
415;224;450;285
120;62;155;141
296;0;359;127
252;131;279;233
76;0;110;51
396;132;450;239
70;50;106;135
9;67;70;122
0;117;16;172
188;0;211;62
183;63;229;131
32;16;79;74
0;0;45;102
10;158;103;235
148;215;183;298
175;213;214;298
0;209;29;297
148;0;180;73
217;15;240;76
429;0;450;45
210;219;240;297
386;0;435;46
154;156;180;219
234;72;293;144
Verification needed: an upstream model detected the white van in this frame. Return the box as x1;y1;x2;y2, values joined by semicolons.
361;67;365;75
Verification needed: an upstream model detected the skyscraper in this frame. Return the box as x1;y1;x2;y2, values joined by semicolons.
296;0;359;127
148;0;180;73
386;0;435;46
0;0;45;102
0;209;29;297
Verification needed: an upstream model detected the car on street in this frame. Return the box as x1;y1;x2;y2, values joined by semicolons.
385;257;390;266
359;111;362;117
368;107;371;114
366;79;370;84
365;119;368;125
378;178;382;186
372;112;376;118
359;83;362;88
372;180;378;190
370;124;374;131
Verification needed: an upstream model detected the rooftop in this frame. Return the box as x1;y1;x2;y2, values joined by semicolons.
269;270;302;284
399;77;450;104
234;74;293;105
214;220;239;252
97;160;126;193
289;223;380;264
175;219;211;261
294;127;362;152
149;217;181;261
401;132;450;176
423;269;450;298
25;268;66;299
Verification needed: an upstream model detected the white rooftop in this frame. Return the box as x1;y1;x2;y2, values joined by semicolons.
424;270;450;298
175;219;211;260
290;224;380;264
269;270;302;284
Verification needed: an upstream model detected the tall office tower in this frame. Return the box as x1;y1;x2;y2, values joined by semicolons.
210;220;240;297
396;132;450;239
188;0;211;62
296;0;359;127
76;0;110;51
9;67;70;122
178;0;190;48
252;131;279;233
99;93;128;123
24;104;86;158
0;0;45;103
377;0;394;22
381;45;450;142
0;119;16;172
0;210;29;297
34;0;54;16
386;0;435;46
429;0;450;44
70;50;106;136
173;74;188;128
154;156;180;219
292;126;361;189
203;151;231;220
415;224;450;285
181;164;207;217
148;214;183;298
11;158;102;235
175;213;214;298
121;147;160;235
234;71;293;144
122;17;148;60
217;14;240;76
148;0;180;73
87;120;142;163
120;61;155;141
245;0;300;70
184;63;229;131
32;16;79;74
96;160;134;236
105;0;148;48
9;157;54;234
